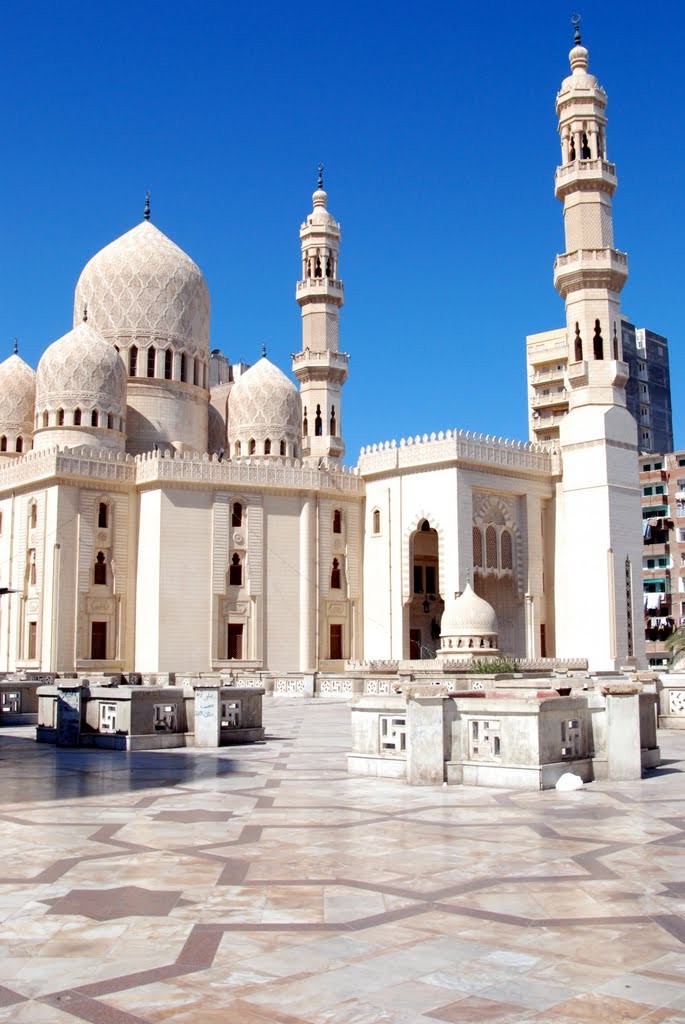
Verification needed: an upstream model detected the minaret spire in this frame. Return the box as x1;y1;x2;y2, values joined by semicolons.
292;168;348;465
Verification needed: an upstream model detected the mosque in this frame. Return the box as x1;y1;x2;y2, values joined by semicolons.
0;29;646;677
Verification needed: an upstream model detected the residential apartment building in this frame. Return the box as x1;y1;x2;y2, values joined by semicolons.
641;450;685;666
527;318;673;452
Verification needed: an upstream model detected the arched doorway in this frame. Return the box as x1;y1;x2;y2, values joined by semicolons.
408;519;444;658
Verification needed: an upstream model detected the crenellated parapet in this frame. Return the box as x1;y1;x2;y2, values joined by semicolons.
358;429;560;478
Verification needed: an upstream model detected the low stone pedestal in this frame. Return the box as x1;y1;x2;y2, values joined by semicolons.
56;684;82;747
602;681;643;780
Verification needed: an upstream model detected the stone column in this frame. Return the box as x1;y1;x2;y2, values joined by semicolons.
299;494;316;672
602;681;642;780
194;685;221;747
56;683;82;747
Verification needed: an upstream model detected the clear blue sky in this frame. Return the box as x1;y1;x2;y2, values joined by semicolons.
1;0;683;460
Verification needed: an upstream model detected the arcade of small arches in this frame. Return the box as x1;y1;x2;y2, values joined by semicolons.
125;344;209;388
33;407;124;432
572;319;620;363
229;438;296;459
303;404;338;438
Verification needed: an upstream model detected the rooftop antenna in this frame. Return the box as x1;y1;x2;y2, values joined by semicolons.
144;191;151;221
571;13;581;45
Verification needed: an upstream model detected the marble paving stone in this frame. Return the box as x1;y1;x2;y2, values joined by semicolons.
0;704;683;1023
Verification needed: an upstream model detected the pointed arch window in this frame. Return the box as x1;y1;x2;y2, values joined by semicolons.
303;407;308;435
372;509;381;535
333;509;342;534
232;502;243;528
0;436;6;452
574;323;583;362
486;526;497;569
107;413;113;429
147;347;156;378
57;408;65;426
229;553;242;586
249;438;256;455
264;438;271;455
74;408;82;426
193;358;200;386
280;440;286;456
91;410;99;427
315;405;322;436
16;437;23;453
164;349;173;380
98;502;109;529
42;411;49;428
94;551;107;585
593;320;604;360
30;503;37;529
331;558;341;589
473;526;483;568
129;346;138;376
234;440;241;457
330;405;337;435
180;353;187;383
501;530;513;570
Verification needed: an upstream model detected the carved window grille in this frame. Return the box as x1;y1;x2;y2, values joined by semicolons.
99;703;117;733
486;526;497;568
379;715;406;755
470;719;501;759
221;700;241;728
473;526;483;567
501;530;513;570
625;556;634;657
1;691;20;713
561;719;581;759
153;704;177;732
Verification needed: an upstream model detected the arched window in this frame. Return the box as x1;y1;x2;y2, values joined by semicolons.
569;138;576;161
372;509;381;534
330;406;337;435
593;320;604;360
264;438;271;455
0;436;6;452
331;558;341;589
574;323;583;362
486;526;497;568
180;353;187;382
30;503;37;529
612;324;619;360
29;551;36;586
94;551;107;585
280;440;286;456
420;519;431;532
129;346;138;376
164;349;172;380
98;502;108;528
42;411;49;428
147;347;156;378
333;509;342;534
473;526;483;567
16;437;23;453
229;553;242;586
501;530;513;570
581;132;591;159
57;408;65;426
303;407;308;435
315;255;322;278
74;408;82;426
107;413;113;429
91;410;99;427
315;405;322;436
232;502;243;528
249;438;256;455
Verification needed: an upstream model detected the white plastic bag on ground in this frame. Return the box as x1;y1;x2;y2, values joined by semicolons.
555;772;584;791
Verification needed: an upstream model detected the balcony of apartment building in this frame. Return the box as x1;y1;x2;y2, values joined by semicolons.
531;388;569;410
532;366;566;385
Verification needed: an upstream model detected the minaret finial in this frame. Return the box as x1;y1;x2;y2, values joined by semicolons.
317;162;324;190
571;13;581;46
144;191;151;221
466;568;471;586
262;342;267;358
13;337;18;355
82;305;88;323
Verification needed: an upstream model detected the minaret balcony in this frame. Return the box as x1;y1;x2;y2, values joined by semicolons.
555;159;617;199
296;279;344;304
554;248;628;297
292;349;350;385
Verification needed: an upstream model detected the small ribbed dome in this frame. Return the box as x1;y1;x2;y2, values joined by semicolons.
73;220;210;358
440;583;498;639
228;358;301;455
0;353;36;440
36;322;127;422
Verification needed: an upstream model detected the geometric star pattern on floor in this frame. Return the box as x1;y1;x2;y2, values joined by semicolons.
0;698;684;1023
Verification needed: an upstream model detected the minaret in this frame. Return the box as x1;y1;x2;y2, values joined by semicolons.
293;164;348;464
554;19;645;670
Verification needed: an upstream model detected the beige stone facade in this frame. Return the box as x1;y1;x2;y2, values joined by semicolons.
0;33;650;675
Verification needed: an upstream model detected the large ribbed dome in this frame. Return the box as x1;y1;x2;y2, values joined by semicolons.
228;358;301;454
0;353;36;440
441;583;498;639
73;221;210;358
37;322;127;422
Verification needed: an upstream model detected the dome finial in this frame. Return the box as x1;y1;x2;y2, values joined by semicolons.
571;12;581;46
262;342;267;358
317;161;324;190
82;305;88;323
13;337;18;355
144;191;151;221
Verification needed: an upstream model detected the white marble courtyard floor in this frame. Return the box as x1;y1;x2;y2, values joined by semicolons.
0;697;684;1024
